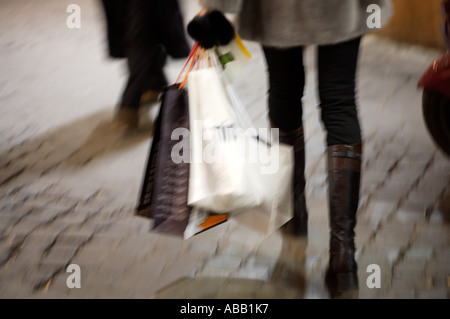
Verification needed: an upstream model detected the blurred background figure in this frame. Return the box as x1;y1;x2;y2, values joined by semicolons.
100;0;191;131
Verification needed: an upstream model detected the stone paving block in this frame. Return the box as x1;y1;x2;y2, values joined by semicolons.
216;278;265;299
0;163;26;186
403;246;435;261
96;221;141;238
370;222;415;248
119;244;154;265
1;203;34;220
40;246;79;265
22;207;67;225
370;186;408;205
407;188;443;206
155;257;202;293
156;277;221;299
204;254;243;271
392;165;426;185
0;265;29;287
0;278;34;298
106;277;157;299
391;207;428;225
357;211;387;232
253;232;283;260
71;247;111;270
110;217;151;235
218;225;268;254
360;199;397;218
56;209;92;224
7;218;40;234
126;258;168;290
0;215;19;234
35;219;79;236
22;263;62;290
90;264;130;287
0;244;14;266
358;246;402;269
304;249;329;274
385;289;416;299
22;194;78;211
417;287;448;299
391;262;427;290
15;232;56;257
117;261;165;287
425;263;450;289
77;219;112;234
413;224;450;246
35;272;72;298
52;232;92;249
428;210;447;224
195;267;235;278
20;176;59;196
187;240;218;255
232;264;271;281
101;251;139;271
72;280;115;299
355;225;377;247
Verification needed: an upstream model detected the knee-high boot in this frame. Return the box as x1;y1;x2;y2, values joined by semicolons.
272;123;308;236
325;142;362;297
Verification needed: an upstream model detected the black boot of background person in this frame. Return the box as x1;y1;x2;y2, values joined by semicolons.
272;122;308;237
324;142;362;298
115;45;168;130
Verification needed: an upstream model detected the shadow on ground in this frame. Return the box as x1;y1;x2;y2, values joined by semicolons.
155;229;310;299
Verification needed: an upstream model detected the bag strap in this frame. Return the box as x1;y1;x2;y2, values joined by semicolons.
175;42;200;89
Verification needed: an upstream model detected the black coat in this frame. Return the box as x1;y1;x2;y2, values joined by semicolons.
100;0;191;59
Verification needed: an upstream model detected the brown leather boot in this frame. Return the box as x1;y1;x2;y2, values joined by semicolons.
325;142;362;298
272;123;308;236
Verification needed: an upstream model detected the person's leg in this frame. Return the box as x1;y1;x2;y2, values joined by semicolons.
139;44;168;105
262;46;308;236
115;45;167;129
114;0;168;129
317;36;362;298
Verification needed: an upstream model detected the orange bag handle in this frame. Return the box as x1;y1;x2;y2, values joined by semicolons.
175;42;199;89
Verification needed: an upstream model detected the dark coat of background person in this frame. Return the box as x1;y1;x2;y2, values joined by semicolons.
100;0;191;59
99;0;191;129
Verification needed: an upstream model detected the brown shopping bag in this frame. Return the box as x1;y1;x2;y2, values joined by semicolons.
136;44;228;239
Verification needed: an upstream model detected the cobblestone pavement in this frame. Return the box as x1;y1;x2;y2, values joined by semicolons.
0;0;449;299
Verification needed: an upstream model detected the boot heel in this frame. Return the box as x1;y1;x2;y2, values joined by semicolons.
326;271;359;299
335;272;359;291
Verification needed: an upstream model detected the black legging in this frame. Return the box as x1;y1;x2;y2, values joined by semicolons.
263;36;362;146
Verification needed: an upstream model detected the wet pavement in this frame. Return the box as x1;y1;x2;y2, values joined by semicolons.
0;0;449;299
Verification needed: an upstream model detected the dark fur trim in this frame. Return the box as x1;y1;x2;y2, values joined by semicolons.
187;10;234;48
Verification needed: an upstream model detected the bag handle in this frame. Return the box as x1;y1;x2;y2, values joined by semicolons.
175;42;200;89
207;50;270;145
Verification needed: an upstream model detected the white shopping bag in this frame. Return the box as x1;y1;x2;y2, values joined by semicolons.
186;51;294;235
232;140;294;235
187;66;263;213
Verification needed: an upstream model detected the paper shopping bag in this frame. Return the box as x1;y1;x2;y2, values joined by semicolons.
186;64;294;236
187;46;294;235
136;84;228;238
232;139;295;235
136;85;191;236
186;66;263;214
